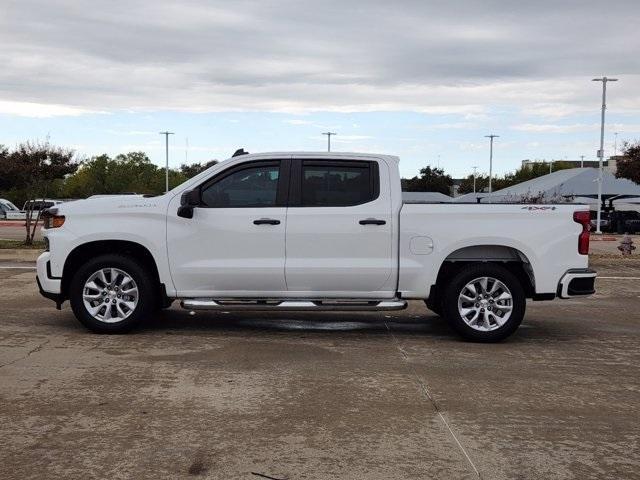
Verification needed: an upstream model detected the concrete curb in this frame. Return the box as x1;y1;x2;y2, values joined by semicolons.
0;249;42;262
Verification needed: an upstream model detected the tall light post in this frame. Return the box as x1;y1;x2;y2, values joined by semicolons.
580;155;585;168
485;134;499;193
592;76;618;234
472;166;478;193
322;132;336;152
159;131;174;193
614;131;619;155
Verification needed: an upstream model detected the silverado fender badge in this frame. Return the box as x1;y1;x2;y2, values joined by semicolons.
117;203;158;208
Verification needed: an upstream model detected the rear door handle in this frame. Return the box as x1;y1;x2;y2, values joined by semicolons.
253;218;281;225
359;218;386;225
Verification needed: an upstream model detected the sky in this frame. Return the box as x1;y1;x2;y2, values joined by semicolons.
1;0;639;178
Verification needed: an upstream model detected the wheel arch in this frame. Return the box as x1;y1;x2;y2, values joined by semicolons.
61;240;163;299
431;244;536;299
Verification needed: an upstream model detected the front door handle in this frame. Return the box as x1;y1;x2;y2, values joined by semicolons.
253;218;281;225
359;218;386;225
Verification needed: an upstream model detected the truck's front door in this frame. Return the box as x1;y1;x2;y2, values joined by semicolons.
284;158;395;297
167;159;289;297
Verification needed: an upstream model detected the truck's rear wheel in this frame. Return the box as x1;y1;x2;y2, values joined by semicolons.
442;264;525;342
69;254;156;333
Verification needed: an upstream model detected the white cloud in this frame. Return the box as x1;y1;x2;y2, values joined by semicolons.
105;129;155;136
332;135;374;142
0;1;638;118
512;123;598;133
512;122;640;134
0;100;104;118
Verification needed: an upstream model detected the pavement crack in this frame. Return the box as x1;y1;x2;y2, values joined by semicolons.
251;472;288;480
0;338;50;369
384;321;481;479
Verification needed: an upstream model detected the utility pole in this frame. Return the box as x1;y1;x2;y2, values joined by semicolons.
549;159;553;174
485;134;499;193
159;131;174;193
580;155;585;168
322;132;336;152
592;76;618;234
614;132;619;155
472;166;478;193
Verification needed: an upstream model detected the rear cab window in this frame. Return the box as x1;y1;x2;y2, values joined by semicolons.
290;160;380;207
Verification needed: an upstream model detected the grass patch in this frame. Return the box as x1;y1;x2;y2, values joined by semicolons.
0;239;45;250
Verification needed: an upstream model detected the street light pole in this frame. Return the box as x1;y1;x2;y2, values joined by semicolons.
472;166;478;193
322;132;336;152
592;76;618;234
580;155;585;168
159;131;175;193
485;135;499;193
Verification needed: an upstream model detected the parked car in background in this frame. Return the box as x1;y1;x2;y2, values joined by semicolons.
37;151;596;342
615;211;640;234
0;199;26;220
23;199;65;212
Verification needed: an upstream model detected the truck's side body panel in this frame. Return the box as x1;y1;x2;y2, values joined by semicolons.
283;153;400;298
41;196;174;292
398;203;589;298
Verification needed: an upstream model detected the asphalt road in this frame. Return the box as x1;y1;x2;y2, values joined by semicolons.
1;257;639;479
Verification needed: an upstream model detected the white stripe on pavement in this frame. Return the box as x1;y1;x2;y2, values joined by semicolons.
598;276;640;280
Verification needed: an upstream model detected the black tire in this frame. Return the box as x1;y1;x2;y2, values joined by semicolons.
69;254;156;333
442;263;525;342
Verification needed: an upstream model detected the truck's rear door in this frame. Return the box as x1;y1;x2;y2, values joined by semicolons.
284;158;395;296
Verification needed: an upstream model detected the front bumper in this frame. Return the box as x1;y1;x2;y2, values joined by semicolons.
36;252;63;307
557;268;597;299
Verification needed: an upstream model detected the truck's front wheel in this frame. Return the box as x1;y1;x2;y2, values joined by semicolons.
442;264;525;342
69;254;156;333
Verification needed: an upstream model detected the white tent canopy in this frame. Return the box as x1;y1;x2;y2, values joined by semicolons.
452;192;487;203
453;168;640;203
402;191;452;203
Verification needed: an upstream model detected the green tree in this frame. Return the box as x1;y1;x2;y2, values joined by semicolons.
180;159;219;178
0;140;78;244
457;173;490;195
401;166;453;195
615;142;640;184
62;152;189;198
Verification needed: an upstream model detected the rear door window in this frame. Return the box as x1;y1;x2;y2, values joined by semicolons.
299;161;378;207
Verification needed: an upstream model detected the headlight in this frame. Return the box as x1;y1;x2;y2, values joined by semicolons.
43;214;65;229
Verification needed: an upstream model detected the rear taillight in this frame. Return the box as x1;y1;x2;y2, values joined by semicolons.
573;210;591;255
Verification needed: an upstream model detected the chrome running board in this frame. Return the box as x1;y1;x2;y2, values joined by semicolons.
181;298;407;311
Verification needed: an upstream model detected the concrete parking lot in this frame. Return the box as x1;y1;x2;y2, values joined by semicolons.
1;255;639;479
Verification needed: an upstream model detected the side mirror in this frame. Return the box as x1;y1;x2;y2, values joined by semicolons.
181;189;200;206
177;189;200;219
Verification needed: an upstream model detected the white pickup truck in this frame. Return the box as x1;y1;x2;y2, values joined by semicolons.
37;151;596;341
